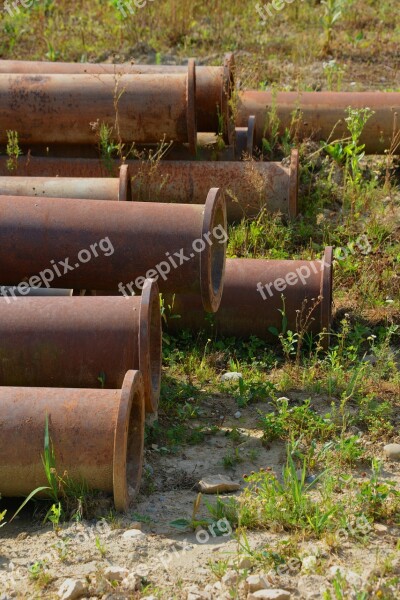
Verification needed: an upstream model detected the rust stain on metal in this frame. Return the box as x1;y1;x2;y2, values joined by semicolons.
0;152;298;220
0;65;197;148
0;282;161;412
237;91;400;154
0;188;226;312
165;248;333;342
0;370;145;511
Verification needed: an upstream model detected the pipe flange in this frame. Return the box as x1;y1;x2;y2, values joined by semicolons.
113;370;145;511
138;278;162;413
320;246;333;349
234;114;256;159
223;52;235;144
288;148;299;218
200;187;227;313
118;164;132;201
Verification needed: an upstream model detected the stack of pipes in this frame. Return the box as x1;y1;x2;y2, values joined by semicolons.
4;53;398;509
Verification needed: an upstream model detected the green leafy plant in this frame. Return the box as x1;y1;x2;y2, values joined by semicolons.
321;0;345;51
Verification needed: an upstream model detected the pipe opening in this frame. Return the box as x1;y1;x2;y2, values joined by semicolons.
113;370;145;511
200;187;227;313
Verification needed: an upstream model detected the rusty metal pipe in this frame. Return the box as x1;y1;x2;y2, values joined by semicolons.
0;188;226;312
0;55;233;140
0;63;197;151
0;281;161;413
0;164;132;201
0;370;144;511
0;286;72;296
237;91;400;154
165;248;333;341
0;151;298;220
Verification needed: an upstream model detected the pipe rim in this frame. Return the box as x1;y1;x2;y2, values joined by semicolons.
200;187;227;313
223;53;235;144
113;370;145;511
187;59;197;155
234;114;256;159
139;278;162;413
119;164;132;201
320;246;333;346
288;148;299;218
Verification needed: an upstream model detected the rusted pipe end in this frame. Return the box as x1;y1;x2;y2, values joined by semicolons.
113;369;145;511
319;246;333;348
288;148;299;218
223;53;235;144
234;114;256;159
119;164;132;201
187;59;197;155
200;188;227;313
139;278;162;413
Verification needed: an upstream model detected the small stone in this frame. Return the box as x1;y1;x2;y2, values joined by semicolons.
141;597;157;600
222;570;238;587
58;579;86;600
122;528;146;540
383;444;400;461
373;523;388;535
328;566;363;588
237;557;253;570
121;573;138;591
234;411;242;419
104;565;129;582
246;574;270;592
187;585;212;599
298;575;328;599
301;556;317;572
133;563;149;577
247;590;291;600
221;372;242;382
198;474;241;494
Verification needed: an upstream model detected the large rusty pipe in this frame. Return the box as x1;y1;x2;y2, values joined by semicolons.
0;55;233;140
165;248;333;341
0;370;144;511
0;188;227;312
237;91;400;154
0;281;161;412
0;63;197;151
0;151;298;220
0;164;132;201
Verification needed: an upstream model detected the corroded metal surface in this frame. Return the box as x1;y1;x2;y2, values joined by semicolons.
0;64;197;150
0;165;132;201
0;370;145;511
237;91;400;154
0;54;234;140
0;281;161;412
165;248;333;342
0;189;226;312
0;151;298;220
